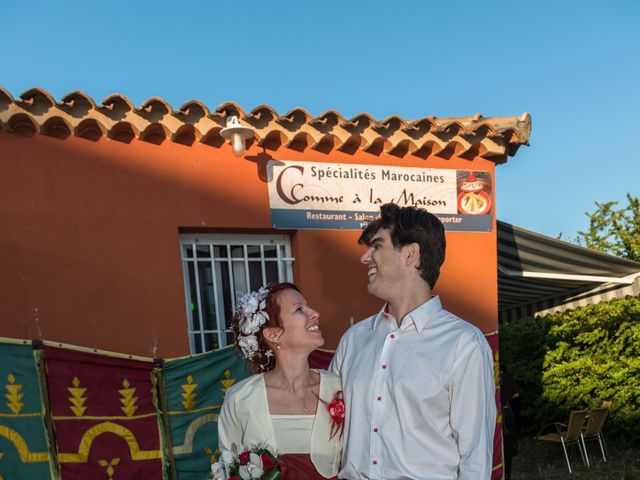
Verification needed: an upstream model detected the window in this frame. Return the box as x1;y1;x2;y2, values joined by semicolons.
180;234;294;353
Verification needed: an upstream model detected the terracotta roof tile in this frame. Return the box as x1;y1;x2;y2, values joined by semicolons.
0;87;531;163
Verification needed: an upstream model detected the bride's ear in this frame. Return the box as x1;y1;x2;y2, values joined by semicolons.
262;326;283;344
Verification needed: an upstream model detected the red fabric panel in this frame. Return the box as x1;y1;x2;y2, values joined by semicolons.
486;332;504;480
43;347;164;480
309;349;334;370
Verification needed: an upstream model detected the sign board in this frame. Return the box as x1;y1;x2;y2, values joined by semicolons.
267;160;493;232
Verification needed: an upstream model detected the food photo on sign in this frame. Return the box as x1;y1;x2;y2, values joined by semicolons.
456;171;493;215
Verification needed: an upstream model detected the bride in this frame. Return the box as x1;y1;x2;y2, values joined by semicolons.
218;282;343;479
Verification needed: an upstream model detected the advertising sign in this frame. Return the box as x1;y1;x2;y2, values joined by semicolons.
267;160;493;232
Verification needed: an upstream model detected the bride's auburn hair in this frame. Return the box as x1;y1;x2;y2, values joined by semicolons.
231;282;300;373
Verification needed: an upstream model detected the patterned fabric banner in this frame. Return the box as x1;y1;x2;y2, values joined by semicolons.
43;347;166;480
486;332;504;480
0;335;504;479
0;342;53;480
161;346;250;480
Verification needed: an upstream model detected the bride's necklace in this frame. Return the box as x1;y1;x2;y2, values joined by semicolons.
296;382;312;414
269;370;316;414
293;374;315;414
301;395;310;414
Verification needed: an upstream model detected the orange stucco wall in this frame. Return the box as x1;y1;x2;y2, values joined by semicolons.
0;129;497;357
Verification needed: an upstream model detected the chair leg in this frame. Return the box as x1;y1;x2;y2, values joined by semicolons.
561;438;573;474
579;435;589;467
598;433;607;463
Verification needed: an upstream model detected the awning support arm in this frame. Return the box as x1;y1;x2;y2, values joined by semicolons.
498;266;640;285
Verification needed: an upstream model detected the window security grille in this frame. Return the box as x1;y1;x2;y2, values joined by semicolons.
180;234;294;354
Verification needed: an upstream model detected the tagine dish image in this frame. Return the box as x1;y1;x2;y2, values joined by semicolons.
456;171;493;215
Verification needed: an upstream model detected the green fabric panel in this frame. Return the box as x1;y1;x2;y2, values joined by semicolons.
0;343;54;480
162;346;250;480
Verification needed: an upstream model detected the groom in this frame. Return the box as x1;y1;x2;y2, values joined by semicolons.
330;203;496;479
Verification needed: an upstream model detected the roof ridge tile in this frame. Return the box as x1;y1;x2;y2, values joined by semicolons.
0;86;531;162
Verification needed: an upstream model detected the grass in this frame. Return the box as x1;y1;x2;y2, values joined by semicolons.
509;436;640;480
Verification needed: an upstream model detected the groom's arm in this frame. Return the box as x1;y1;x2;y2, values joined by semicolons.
450;334;496;480
328;327;348;376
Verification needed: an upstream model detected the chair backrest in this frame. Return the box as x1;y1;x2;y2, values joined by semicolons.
584;406;609;437
565;409;589;441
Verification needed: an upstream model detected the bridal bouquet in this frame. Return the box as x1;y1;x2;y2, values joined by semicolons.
211;444;282;480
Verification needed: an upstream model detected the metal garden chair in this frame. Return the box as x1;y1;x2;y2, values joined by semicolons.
535;408;590;474
581;403;610;465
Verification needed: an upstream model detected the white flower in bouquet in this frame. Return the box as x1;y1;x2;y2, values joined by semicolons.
238;453;264;479
211;461;228;480
222;448;237;465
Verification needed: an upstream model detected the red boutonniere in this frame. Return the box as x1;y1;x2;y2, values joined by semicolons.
325;390;345;439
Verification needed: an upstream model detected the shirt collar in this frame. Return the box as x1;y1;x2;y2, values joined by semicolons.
371;304;392;331
371;296;443;333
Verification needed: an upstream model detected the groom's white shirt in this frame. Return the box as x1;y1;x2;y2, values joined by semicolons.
330;296;496;480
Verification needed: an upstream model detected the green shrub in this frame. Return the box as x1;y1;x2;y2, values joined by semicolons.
500;296;640;438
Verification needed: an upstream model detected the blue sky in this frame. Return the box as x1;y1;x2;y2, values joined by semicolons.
3;0;638;239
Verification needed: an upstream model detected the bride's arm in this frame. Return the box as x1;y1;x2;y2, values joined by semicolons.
217;390;242;451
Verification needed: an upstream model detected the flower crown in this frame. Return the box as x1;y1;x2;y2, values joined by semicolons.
234;286;271;360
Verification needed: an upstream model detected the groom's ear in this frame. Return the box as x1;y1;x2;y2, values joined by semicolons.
403;242;420;267
262;326;283;343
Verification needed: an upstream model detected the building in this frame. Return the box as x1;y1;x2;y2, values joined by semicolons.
0;87;531;357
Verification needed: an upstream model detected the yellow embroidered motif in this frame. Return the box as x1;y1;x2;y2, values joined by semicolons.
172;413;218;455
220;369;236;395
57;421;161;463
98;458;120;479
68;377;87;417
0;425;48;463
119;379;138;417
5;373;24;414
204;446;221;464
493;350;500;386
181;375;197;411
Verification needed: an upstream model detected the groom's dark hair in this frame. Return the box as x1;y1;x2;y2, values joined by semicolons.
359;203;446;289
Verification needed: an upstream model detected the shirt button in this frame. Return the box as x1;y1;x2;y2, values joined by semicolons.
381;364;387;369
377;396;382;401
372;460;378;465
373;427;378;433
